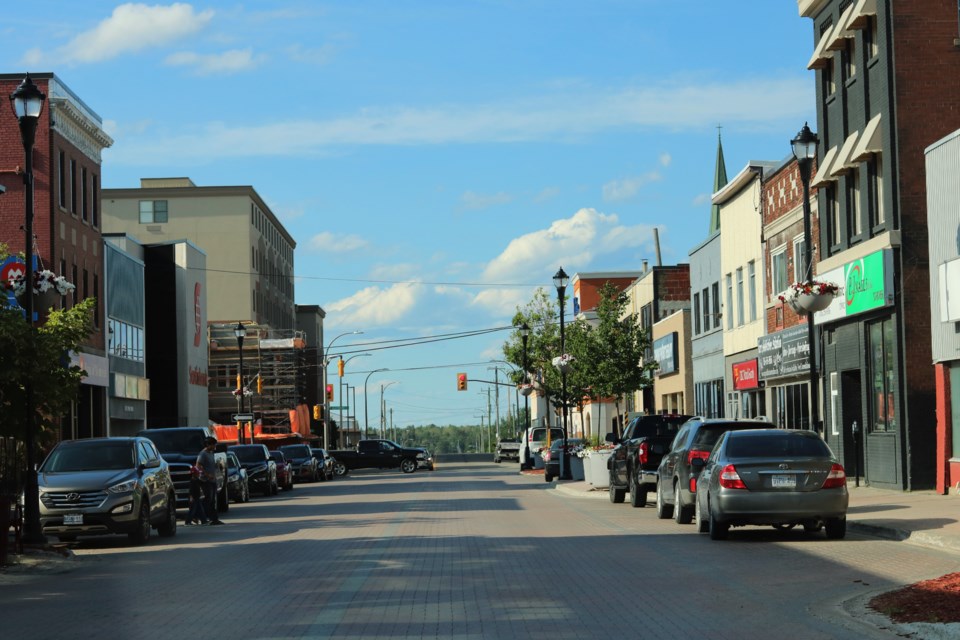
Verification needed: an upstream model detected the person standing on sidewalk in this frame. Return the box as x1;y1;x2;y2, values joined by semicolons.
185;465;208;525
196;437;224;525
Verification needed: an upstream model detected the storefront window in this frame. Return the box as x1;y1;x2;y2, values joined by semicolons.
868;318;896;432
772;383;810;429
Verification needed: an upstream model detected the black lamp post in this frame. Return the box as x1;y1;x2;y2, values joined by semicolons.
520;323;531;438
234;322;246;444
553;267;571;480
11;74;47;545
791;122;821;434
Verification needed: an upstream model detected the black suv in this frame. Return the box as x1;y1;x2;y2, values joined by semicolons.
655;418;771;523
38;437;178;544
229;444;278;496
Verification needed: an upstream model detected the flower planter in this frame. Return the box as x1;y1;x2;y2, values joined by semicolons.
789;291;833;314
16;288;60;313
567;455;585;481
586;450;612;488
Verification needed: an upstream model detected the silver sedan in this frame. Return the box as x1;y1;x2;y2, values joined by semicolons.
693;428;849;540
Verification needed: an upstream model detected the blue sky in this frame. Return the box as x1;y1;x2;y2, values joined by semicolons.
2;2;816;430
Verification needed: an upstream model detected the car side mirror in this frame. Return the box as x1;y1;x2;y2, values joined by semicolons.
143;458;161;469
605;433;619;445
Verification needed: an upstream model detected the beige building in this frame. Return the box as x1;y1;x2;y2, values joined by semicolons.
651;310;694;415
714;161;777;419
101;178;296;331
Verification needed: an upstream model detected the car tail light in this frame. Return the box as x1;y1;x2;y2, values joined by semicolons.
821;463;847;489
686;449;710;465
637;441;648;465
689;477;697;493
719;464;746;490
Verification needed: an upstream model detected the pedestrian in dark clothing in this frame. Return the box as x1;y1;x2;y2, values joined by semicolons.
185;465;208;525
196;436;224;525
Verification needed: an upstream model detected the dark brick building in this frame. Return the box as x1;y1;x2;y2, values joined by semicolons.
0;73;113;440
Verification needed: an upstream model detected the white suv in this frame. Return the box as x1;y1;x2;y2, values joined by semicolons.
519;426;565;470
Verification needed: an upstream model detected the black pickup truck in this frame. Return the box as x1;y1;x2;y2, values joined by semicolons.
330;439;428;476
606;414;691;507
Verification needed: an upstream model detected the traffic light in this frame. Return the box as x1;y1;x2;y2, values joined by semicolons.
256;376;262;394
326;384;334;401
313;404;320;420
457;372;468;391
338;358;345;377
236;373;241;390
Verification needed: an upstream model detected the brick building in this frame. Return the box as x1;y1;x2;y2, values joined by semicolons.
0;73;112;440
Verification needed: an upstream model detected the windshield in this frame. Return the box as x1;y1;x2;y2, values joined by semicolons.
226;454;239;469
269;451;285;462
280;445;310;458
140;430;205;454
230;446;267;463
43;442;134;472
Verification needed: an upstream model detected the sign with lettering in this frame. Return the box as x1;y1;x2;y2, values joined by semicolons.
732;358;759;390
653;332;678;376
757;325;810;379
816;249;894;325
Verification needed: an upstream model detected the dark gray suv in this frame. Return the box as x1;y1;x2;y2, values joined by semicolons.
38;437;178;544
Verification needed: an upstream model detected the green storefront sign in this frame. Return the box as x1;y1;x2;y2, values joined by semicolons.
815;249;894;325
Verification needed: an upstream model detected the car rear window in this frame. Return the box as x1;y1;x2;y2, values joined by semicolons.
691;423;761;449
726;433;832;458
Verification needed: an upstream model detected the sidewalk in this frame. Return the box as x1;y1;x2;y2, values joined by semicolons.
553;479;960;554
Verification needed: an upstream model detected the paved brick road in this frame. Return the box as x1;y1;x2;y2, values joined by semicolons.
3;463;960;639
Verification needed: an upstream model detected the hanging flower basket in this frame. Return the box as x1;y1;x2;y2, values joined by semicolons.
778;280;840;315
518;383;534;397
552;354;574;374
6;270;75;311
232;387;253;398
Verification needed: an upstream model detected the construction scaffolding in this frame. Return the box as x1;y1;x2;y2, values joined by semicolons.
208;322;307;431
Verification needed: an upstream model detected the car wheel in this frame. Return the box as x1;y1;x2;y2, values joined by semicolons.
334;462;348;477
609;482;625;504
400;459;417;474
695;495;709;534
824;517;847;540
708;502;729;540
128;501;151;545
674;483;693;525
157;496;177;538
271;475;279;495
242;481;250;503
629;473;646;508
655;481;673;519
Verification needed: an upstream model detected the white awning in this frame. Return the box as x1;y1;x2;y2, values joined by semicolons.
807;23;837;70
847;0;878;30
831;131;861;176
811;146;839;187
850;113;883;162
826;3;857;50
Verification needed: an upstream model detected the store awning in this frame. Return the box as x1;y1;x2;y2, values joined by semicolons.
850;113;883;162
847;0;878;31
825;3;857;50
831;130;861;176
807;23;837;70
811;145;839;187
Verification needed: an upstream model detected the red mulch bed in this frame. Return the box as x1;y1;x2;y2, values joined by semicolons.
868;572;960;624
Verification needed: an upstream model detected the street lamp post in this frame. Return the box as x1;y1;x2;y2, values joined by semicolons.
791;122;821;434
380;381;398;438
364;368;387;438
11;74;47;545
234;322;246;444
520;323;531;437
338;353;371;443
553;267;571;480
322;330;362;449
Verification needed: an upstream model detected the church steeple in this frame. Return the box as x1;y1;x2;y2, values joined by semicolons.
709;127;728;234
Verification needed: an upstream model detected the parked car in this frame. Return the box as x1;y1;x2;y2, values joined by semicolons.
656;418;769;523
311;448;335;481
607;414;691;507
494;438;521;463
37;437;178;544
228;444;278;497
138;427;228;513
542;439;583;483
693;428;849;540
225;451;250;503
269;450;295;491
279;444;320;483
519;426;565;470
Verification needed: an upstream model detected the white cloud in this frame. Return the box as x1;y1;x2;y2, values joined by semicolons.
309;231;369;254
659;153;672;167
105;76;811;165
602;171;662;202
326;282;422;328
459;190;513;211
165;48;264;74
533;187;561;203
52;3;214;65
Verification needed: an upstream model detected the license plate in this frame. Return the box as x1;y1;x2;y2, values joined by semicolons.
63;513;83;525
771;475;795;489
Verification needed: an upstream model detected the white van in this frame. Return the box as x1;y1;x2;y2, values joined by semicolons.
519;426;565;470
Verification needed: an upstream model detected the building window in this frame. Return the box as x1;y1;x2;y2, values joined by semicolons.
864;15;879;59
70;159;77;214
748;261;757;321
823;56;836;97
712;282;720;329
869;156;884;227
693;292;701;335
58;151;65;209
702;287;710;332
92;174;99;228
81;167;88;222
772;246;788;296
826;185;841;247
843;38;857;79
736;268;744;326
848;167;862;237
868;318;896;433
725;274;733;330
793;236;807;282
139;200;169;224
773;383;810;430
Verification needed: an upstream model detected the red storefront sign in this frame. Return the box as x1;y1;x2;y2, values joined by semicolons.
732;359;759;390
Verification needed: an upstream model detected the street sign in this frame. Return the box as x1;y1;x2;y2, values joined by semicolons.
231;413;254;422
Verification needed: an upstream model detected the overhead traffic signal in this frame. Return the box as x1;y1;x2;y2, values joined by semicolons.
256;376;262;394
313;404;320;420
326;384;334;401
457;372;468;391
338;358;345;377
